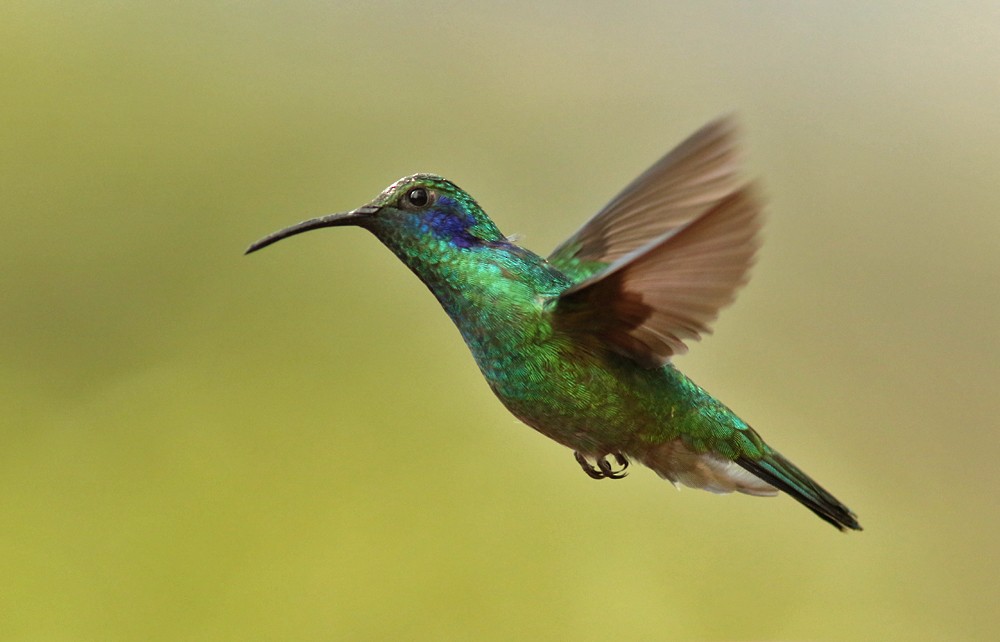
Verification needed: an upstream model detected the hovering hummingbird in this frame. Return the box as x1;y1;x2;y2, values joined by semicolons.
247;119;861;531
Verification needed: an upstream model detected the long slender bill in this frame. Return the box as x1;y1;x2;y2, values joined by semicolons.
245;205;380;254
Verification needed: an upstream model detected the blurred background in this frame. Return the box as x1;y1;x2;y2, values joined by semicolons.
2;1;998;639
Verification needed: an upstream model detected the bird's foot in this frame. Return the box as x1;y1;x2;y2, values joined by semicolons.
600;452;630;479
574;451;629;480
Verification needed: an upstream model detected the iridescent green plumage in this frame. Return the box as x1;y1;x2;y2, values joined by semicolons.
247;119;861;531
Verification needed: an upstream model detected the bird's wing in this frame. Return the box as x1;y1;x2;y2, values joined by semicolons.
548;118;746;283
551;186;762;368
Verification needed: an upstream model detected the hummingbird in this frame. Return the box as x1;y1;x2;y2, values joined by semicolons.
247;119;861;531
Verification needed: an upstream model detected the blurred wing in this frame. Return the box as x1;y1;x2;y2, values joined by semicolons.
549;118;744;283
552;186;762;368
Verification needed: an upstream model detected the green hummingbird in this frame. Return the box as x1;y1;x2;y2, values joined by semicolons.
247;119;861;531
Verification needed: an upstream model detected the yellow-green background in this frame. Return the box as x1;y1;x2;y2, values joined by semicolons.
3;2;997;640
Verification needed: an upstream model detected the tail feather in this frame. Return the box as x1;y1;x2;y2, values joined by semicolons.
738;451;862;532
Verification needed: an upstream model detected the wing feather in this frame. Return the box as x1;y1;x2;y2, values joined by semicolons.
553;186;762;367
549;118;744;281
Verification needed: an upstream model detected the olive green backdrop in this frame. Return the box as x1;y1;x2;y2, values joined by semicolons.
3;2;997;640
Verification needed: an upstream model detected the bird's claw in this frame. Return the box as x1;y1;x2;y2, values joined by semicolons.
574;451;606;479
598;453;629;479
574;451;629;480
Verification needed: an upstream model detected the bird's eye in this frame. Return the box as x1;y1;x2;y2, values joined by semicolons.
404;187;430;208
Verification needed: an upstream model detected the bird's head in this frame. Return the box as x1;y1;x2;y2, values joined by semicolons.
246;174;506;256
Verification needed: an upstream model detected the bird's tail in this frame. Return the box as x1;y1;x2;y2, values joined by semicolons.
738;451;862;531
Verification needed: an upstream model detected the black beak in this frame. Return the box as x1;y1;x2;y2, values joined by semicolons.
245;205;380;255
